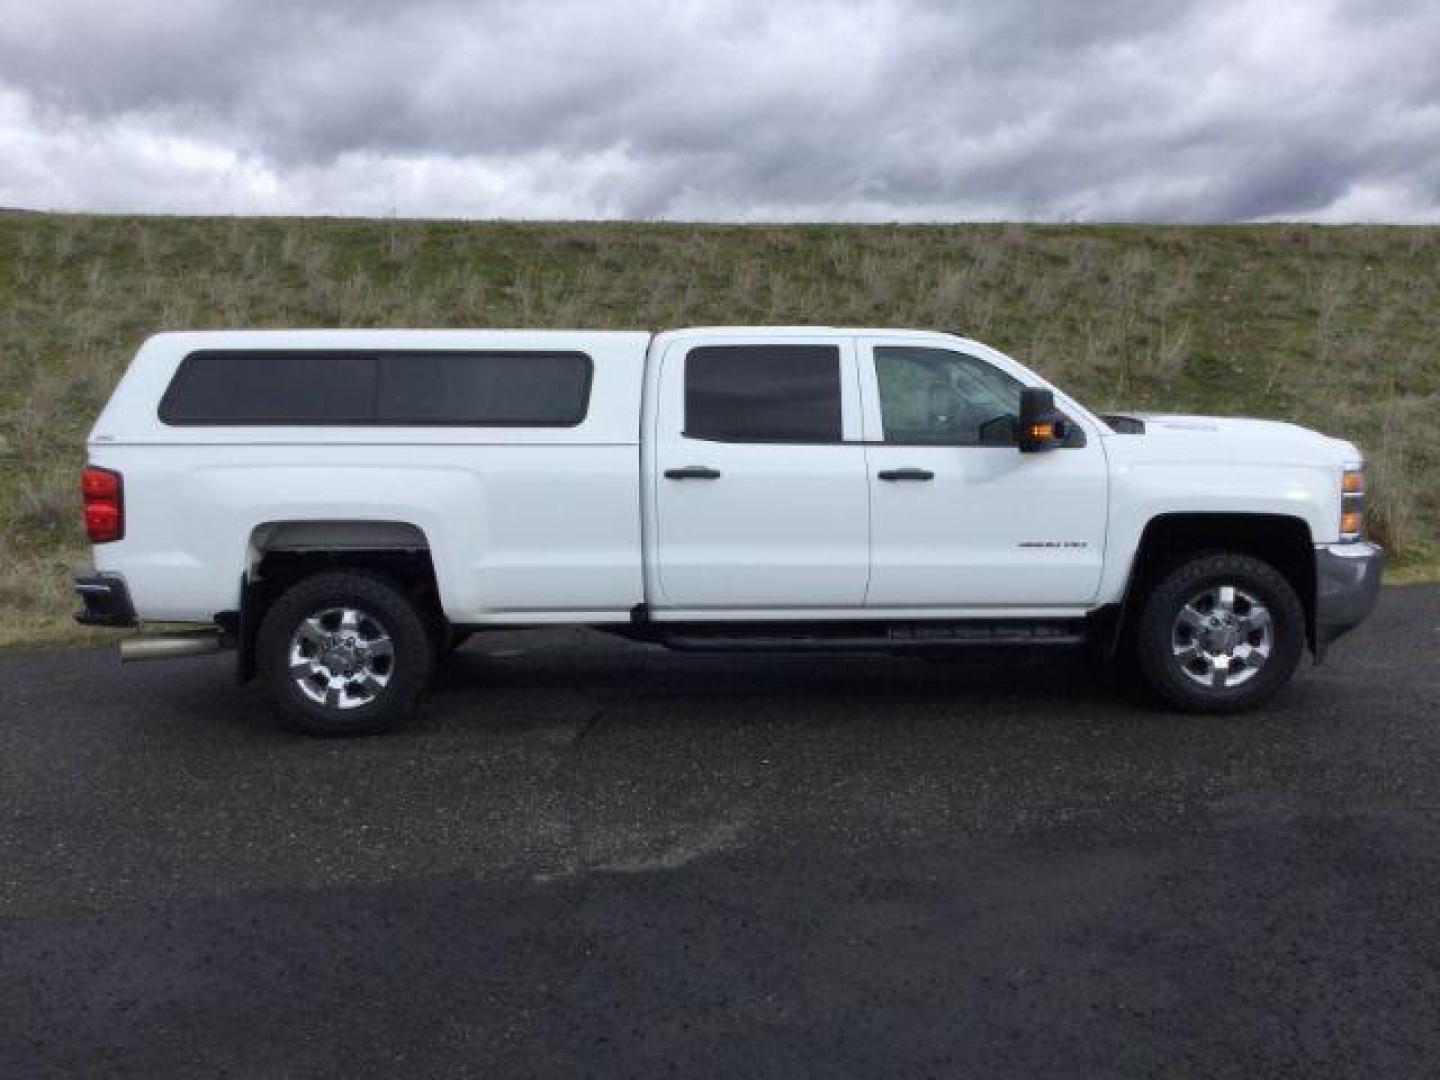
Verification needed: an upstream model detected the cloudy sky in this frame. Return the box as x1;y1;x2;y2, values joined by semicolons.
1;0;1437;221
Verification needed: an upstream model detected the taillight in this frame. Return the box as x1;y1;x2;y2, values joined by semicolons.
81;465;124;543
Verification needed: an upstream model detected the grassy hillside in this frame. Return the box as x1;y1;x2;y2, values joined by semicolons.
1;213;1436;646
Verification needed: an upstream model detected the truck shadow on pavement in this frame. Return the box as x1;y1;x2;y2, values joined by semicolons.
425;630;1126;719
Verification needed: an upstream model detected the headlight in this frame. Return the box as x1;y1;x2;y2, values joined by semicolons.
1340;466;1364;542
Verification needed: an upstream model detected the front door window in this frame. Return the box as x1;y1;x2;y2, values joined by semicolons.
874;346;1021;446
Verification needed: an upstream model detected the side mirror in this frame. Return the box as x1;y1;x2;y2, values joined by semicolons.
1018;388;1060;453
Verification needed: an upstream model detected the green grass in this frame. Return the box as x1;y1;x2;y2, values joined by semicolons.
1;213;1436;646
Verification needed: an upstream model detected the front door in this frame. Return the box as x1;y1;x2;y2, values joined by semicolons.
650;336;870;610
859;339;1109;608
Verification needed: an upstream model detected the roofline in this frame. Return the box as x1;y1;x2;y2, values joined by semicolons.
141;326;965;339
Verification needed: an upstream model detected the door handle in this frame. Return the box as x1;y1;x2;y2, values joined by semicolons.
664;466;722;480
877;468;935;481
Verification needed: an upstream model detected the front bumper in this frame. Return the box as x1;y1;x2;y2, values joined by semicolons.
73;572;137;628
1314;541;1383;659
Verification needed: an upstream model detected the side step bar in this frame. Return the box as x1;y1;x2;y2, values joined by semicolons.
119;628;228;662
652;620;1089;653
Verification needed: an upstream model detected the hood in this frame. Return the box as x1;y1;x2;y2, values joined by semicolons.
1107;413;1361;468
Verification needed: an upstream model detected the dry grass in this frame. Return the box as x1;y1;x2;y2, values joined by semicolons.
1;213;1436;646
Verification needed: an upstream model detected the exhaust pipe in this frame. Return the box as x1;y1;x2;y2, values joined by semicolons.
119;628;227;663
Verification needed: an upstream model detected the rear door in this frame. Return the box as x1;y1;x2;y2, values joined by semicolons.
649;335;870;610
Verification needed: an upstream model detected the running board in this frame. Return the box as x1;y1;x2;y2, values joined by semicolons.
651;620;1089;653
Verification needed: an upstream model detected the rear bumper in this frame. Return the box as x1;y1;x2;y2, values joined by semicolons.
1314;542;1383;659
73;572;137;628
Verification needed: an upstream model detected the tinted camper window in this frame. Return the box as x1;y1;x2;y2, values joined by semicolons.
376;352;591;425
159;350;593;426
159;351;377;424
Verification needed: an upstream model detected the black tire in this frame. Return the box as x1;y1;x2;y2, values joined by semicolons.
1134;551;1305;713
257;570;434;736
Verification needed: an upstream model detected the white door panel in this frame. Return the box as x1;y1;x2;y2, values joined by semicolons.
859;339;1108;608
866;444;1107;605
656;443;871;606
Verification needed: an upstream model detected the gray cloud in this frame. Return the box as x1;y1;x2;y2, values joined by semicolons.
0;0;1437;220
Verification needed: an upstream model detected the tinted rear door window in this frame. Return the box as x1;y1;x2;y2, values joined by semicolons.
684;344;842;443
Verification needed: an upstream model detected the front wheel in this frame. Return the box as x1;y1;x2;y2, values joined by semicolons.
1134;552;1306;713
257;571;435;736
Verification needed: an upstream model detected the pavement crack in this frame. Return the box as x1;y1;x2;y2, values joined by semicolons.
538;706;607;882
569;706;606;753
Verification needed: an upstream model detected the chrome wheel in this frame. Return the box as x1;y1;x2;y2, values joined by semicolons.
288;606;394;709
1171;584;1273;690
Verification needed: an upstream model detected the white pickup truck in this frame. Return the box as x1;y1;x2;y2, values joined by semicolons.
75;327;1382;734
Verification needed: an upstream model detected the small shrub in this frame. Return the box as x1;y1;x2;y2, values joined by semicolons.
10;466;75;543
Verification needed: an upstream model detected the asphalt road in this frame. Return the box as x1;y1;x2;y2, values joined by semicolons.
2;586;1437;1078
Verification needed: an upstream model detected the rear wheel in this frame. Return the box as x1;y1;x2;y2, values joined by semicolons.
1135;552;1305;713
257;571;434;736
